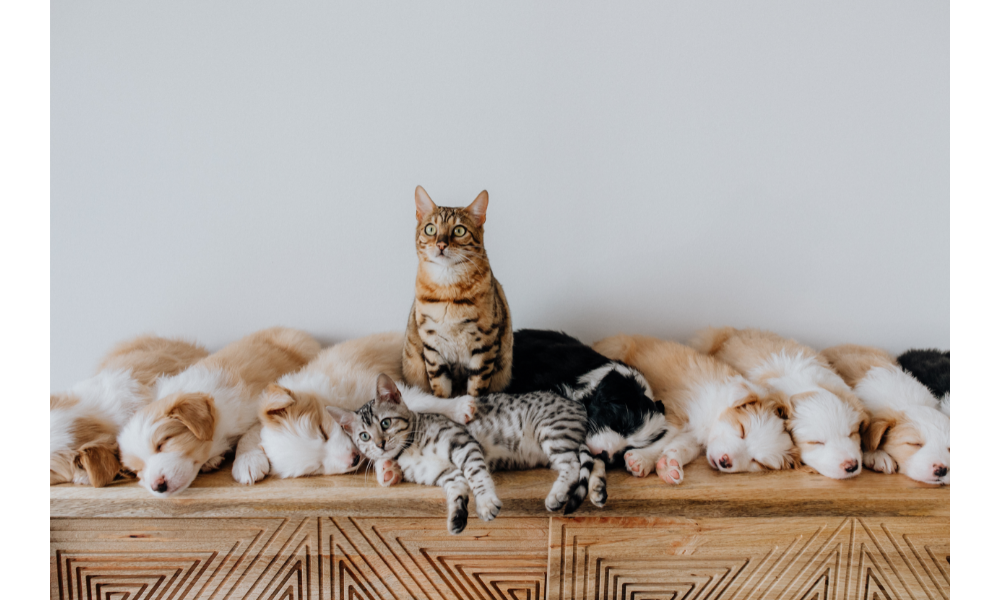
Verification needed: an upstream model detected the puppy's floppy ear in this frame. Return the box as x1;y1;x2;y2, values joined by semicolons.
167;393;216;441
763;391;793;420
465;190;489;226
415;185;437;221
77;442;121;488
862;417;895;452
260;384;295;423
375;374;402;405
783;445;802;469
326;406;358;435
736;390;760;410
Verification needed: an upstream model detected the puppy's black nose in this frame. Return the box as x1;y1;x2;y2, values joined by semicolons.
844;460;859;474
351;453;361;467
934;465;948;478
154;480;168;493
718;455;731;469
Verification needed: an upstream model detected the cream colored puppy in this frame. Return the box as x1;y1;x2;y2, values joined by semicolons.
118;327;320;497
692;327;869;480
50;335;208;487
821;344;949;485
256;332;476;485
594;335;798;485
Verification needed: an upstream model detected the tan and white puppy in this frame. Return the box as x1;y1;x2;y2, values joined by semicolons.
118;327;320;497
594;335;798;485
692;327;869;480
50;335;208;487
821;344;950;485
256;332;476;485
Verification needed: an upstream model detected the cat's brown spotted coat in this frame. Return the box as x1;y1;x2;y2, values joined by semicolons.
402;186;513;398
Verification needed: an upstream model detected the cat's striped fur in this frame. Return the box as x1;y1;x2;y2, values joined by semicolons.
334;375;596;534
402;186;513;398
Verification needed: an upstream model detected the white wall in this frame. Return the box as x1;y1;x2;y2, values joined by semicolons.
51;2;949;389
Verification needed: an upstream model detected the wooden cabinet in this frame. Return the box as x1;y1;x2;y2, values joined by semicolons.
50;462;948;599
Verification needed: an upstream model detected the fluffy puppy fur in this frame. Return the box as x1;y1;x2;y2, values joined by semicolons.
896;348;950;416
256;332;477;483
50;335;208;487
118;327;320;497
692;327;868;480
821;344;949;485
594;335;798;485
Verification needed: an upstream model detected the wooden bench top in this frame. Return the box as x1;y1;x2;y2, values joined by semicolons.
51;460;949;520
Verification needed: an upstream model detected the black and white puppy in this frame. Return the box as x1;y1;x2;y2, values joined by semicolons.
897;349;950;416
505;329;671;497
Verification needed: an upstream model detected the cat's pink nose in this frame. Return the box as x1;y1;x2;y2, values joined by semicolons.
436;242;447;250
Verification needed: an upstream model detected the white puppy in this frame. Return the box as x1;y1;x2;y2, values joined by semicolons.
692;327;869;480
50;335;208;487
117;327;319;497
822;344;949;484
594;334;798;484
257;332;476;485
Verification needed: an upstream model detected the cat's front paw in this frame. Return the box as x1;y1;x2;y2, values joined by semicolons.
656;454;684;485
476;492;502;522
201;454;226;473
376;459;403;487
451;395;477;424
864;450;896;474
545;485;571;512
589;475;607;508
624;450;654;478
232;449;269;485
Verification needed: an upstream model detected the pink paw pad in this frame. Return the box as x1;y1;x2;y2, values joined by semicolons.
656;456;683;485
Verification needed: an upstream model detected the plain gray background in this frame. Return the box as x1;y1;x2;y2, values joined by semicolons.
51;2;948;389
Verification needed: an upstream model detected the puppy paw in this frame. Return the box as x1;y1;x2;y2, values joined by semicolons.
232;450;270;485
624;450;654;477
476;492;502;522
451;395;477;424
864;450;896;474
656;454;684;485
201;454;226;473
376;459;403;487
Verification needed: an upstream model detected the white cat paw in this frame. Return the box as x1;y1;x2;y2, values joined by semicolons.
376;459;403;487
452;395;477;424
545;486;571;511
476;493;502;522
624;450;654;478
656;454;684;485
201;454;226;473
232;450;270;485
864;450;896;474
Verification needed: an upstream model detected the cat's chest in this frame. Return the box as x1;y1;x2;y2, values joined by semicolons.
397;444;454;486
416;311;482;361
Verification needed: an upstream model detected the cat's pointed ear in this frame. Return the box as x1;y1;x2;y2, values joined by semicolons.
415;185;437;221
375;373;403;405
326;406;358;434
465;190;489;226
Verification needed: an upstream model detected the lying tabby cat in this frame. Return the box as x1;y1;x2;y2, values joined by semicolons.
329;374;596;534
402;185;513;398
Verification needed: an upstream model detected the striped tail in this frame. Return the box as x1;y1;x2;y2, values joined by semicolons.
563;444;595;515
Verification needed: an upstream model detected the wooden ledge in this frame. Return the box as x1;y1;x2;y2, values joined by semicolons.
50;460;948;520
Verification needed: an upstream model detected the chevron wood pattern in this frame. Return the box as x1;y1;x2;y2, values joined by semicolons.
547;516;950;600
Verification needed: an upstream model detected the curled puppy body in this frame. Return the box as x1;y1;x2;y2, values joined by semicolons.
594;335;798;485
821;344;949;485
256;332;477;482
692;327;868;480
896;348;950;416
332;375;593;534
504;329;667;505
118;327;320;497
50;335;208;487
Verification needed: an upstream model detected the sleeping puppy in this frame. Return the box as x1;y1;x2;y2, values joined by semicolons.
50;335;208;487
897;348;950;416
118;327;320;497
504;329;669;505
254;332;476;485
691;327;868;480
594;335;798;484
821;344;949;484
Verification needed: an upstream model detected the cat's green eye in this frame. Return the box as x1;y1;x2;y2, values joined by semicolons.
380;418;391;430
452;225;467;237
359;432;370;442
424;224;437;236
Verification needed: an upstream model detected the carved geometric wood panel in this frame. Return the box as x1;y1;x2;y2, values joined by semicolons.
547;517;949;600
